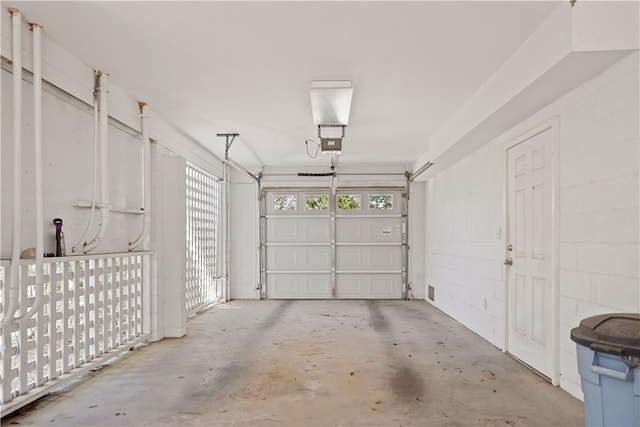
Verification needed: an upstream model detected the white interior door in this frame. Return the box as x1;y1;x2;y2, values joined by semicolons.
506;128;554;379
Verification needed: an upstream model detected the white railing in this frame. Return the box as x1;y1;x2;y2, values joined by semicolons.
186;164;222;313
0;252;149;411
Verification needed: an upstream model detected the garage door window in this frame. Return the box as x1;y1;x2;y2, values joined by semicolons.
369;194;393;210
337;194;361;210
305;194;329;210
273;194;297;211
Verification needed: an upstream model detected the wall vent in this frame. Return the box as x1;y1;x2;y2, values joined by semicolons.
428;285;435;302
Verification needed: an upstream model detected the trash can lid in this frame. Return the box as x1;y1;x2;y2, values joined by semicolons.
570;313;640;357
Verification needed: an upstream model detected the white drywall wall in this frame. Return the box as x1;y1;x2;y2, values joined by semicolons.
424;52;639;399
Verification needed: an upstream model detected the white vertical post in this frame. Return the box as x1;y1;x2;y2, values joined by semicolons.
223;163;230;302
2;9;23;329
83;260;91;363
259;187;267;299
62;262;71;373
142;253;152;337
112;258;118;347
149;144;161;340
149;146;187;339
47;265;59;381
136;256;143;336
18;266;27;393
255;175;261;299
216;180;222;299
28;22;45;319
118;257;124;346
98;259;106;355
123;256;131;340
107;258;114;351
35;262;47;385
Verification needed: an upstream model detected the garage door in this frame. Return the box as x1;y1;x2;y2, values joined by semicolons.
262;189;406;299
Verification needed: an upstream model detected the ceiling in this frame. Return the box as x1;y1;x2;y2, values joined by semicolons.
5;1;562;169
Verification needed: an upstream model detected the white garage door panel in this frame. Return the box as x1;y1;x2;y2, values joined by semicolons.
336;274;402;299
263;189;405;299
336;217;402;243
267;245;331;271
267;217;331;243
336;246;402;271
267;274;332;299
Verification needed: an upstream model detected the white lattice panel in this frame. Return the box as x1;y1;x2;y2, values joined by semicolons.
0;254;146;405
186;164;221;313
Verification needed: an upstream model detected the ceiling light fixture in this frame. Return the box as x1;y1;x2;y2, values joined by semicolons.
309;80;353;126
310;81;352;155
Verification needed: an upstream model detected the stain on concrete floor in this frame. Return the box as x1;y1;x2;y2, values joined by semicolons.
3;300;583;426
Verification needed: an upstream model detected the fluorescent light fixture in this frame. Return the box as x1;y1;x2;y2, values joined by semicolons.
310;81;353;125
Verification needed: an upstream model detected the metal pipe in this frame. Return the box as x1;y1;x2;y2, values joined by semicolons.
2;9;23;328
23;22;44;319
223;162;230;301
226;157;259;183
84;72;109;253
404;171;411;300
129;102;151;251
257;178;264;299
72;72;100;253
217;133;259;183
336;172;406;176
262;172;407;177
409;161;434;182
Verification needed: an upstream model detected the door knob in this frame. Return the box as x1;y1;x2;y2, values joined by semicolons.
504;258;513;266
507;244;513;251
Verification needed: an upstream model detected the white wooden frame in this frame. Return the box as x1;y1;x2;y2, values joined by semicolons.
185;164;222;313
0;252;151;415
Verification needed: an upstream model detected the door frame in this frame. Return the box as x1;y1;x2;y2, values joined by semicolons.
502;118;560;386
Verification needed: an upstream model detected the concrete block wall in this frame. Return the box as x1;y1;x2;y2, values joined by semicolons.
409;181;426;300
424;51;639;398
229;168;260;299
1;69;143;257
557;52;639;397
424;141;506;348
151;144;187;339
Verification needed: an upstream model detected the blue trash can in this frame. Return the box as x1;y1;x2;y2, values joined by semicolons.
571;313;640;427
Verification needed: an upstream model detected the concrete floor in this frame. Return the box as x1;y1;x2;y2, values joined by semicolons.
4;300;583;426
